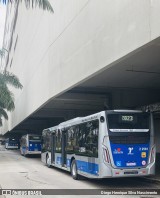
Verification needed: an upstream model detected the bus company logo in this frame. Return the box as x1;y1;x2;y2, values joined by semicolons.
128;147;134;155
142;160;146;166
2;190;11;195
113;148;123;154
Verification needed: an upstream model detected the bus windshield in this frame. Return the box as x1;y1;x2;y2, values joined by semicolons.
107;113;149;132
6;139;18;143
29;136;41;141
9;140;18;144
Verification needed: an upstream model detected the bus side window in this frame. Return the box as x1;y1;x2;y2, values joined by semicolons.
46;132;51;152
42;132;46;152
42;130;51;152
75;124;85;154
66;126;76;154
56;129;62;153
65;121;99;157
84;120;99;158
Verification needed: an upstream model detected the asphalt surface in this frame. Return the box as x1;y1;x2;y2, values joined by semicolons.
0;145;159;198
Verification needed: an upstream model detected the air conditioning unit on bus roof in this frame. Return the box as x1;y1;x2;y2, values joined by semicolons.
113;110;143;113
60;117;83;125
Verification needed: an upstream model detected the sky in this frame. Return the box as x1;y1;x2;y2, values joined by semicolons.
0;3;6;48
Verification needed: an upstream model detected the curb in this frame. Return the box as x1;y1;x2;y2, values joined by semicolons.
143;177;160;183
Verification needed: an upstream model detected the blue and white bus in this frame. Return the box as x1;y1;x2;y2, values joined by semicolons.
5;138;19;149
20;134;41;156
41;110;155;179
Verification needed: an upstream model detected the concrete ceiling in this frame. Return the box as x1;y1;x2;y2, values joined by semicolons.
9;38;160;136
79;42;160;89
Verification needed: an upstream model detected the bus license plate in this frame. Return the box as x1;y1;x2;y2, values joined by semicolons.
124;171;138;175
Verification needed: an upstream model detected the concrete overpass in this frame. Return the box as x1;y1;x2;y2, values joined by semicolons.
1;0;160;151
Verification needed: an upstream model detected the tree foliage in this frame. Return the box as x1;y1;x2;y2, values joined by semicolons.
0;0;54;12
0;71;23;126
0;0;53;126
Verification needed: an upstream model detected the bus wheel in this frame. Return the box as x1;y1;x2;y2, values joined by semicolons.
71;160;79;180
46;155;51;168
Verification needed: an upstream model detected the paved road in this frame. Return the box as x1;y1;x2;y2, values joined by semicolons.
0;145;159;198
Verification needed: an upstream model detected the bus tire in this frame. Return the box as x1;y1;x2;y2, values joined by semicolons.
71;160;79;180
46;155;51;168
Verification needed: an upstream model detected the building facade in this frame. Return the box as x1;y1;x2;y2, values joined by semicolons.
1;0;160;144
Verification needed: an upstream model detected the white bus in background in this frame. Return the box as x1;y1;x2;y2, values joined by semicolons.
5;138;19;149
41;110;155;179
20;134;41;156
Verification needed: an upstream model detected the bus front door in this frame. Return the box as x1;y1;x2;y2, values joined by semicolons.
51;133;56;164
62;131;67;167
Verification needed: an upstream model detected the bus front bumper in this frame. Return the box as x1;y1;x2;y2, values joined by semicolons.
111;163;155;177
6;146;18;149
26;151;41;155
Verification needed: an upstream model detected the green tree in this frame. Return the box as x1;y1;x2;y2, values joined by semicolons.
0;71;23;126
0;0;53;126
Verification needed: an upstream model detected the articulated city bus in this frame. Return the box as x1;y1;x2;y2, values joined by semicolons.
41;110;155;179
20;134;41;156
5;138;19;149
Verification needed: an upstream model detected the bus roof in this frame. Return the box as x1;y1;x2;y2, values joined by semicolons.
43;111;105;132
42;109;146;132
21;134;41;138
111;110;143;113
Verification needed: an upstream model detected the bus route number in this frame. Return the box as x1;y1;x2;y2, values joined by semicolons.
121;116;133;122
